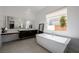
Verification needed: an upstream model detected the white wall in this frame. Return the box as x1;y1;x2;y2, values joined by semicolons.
0;6;79;39
0;7;5;29
0;7;36;29
67;7;79;52
34;6;79;39
0;7;5;47
34;6;63;30
67;7;79;39
33;6;79;52
0;16;5;29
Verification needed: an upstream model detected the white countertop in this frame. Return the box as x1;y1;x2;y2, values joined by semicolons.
1;29;36;35
18;29;35;31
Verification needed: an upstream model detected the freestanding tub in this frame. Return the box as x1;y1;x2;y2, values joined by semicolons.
36;33;71;53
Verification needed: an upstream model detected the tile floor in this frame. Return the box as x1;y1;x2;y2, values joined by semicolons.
0;38;49;53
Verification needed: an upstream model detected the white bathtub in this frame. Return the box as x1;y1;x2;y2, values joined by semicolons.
36;33;71;53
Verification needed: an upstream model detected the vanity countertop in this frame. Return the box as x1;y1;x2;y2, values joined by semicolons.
1;29;37;35
18;29;36;31
1;29;19;35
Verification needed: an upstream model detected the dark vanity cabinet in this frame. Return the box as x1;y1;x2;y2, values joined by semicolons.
19;30;37;39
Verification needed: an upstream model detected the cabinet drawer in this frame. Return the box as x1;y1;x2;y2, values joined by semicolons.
2;34;19;42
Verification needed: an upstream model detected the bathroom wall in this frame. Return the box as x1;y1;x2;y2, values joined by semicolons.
67;6;79;52
0;6;79;39
0;7;4;47
34;6;79;39
33;6;63;30
0;7;5;29
34;6;79;52
0;7;36;29
67;6;79;39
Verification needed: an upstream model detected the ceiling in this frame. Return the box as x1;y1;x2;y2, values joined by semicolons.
1;6;46;13
0;6;64;18
1;6;64;13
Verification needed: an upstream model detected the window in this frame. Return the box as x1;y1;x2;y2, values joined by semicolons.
46;8;67;31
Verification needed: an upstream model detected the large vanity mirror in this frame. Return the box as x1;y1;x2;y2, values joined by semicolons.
5;16;15;29
5;16;32;29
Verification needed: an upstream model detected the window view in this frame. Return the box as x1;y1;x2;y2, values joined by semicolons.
46;8;67;31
